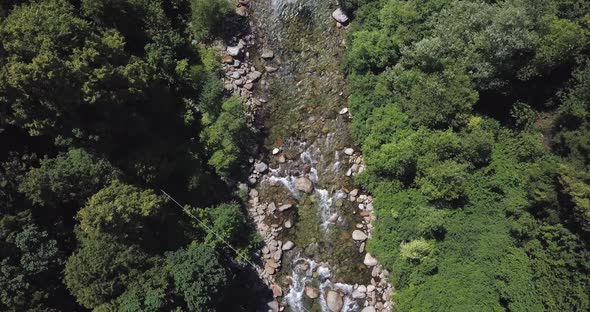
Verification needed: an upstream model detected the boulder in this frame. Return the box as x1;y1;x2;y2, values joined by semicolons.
227;46;240;57
267;300;279;312
222;55;234;64
284;219;292;228
305;286;320;299
332;8;349;24
352;289;366;299
268;202;276;213
235;6;249;17
261;49;274;59
255;162;268;173
339;107;349;115
272;148;281;155
344;148;354;156
364;253;378;266
361;307;376;312
278;204;292;212
249;71;263;81
296;177;314;193
326;290;344;312
352;230;368;241
271;284;283;297
282;241;294;251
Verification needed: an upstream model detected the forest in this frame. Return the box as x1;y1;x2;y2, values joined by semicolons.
2;0;590;311
0;0;258;311
343;0;590;311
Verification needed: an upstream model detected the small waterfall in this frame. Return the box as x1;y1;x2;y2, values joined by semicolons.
316;189;336;229
285;258;360;312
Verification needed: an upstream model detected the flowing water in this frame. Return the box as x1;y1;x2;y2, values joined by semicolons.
246;1;388;311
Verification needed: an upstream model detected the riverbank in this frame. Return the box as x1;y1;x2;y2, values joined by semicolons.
218;1;393;311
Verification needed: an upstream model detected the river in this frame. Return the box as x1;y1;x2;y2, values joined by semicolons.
234;0;393;311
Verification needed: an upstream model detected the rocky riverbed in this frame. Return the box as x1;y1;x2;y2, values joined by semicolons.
218;1;394;311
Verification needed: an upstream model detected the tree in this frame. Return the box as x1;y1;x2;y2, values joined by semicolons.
416;160;469;202
400;239;434;263
166;243;228;311
190;0;231;42
64;236;150;309
392;67;478;129
19;149;120;207
77;180;164;242
0;0;91;136
191;203;246;248
201;97;250;177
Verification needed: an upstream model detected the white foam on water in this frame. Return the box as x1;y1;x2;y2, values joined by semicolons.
285;258;359;312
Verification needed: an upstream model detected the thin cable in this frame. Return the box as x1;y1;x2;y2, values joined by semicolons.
161;189;260;269
161;189;313;312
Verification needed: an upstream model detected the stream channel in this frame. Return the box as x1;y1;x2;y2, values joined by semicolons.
226;1;393;311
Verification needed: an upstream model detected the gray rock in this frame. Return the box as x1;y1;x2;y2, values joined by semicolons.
255;162;268;173
272;148;280;155
227;46;240;57
271;284;283;297
296;177;314;193
268;202;276;213
326;291;344;312
344;148;354;155
282;241;294;250
339;107;349;115
305;286;320;299
230;72;241;79
261;49;274;59
352;230;368;241
284;219;292;228
332;8;349;24
249;71;262;81
278;204;292;212
267;300;279;312
361;307;376;312
352;289;366;299
364;253;378;266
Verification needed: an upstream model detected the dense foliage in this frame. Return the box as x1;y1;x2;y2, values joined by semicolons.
0;0;256;311
345;0;590;311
